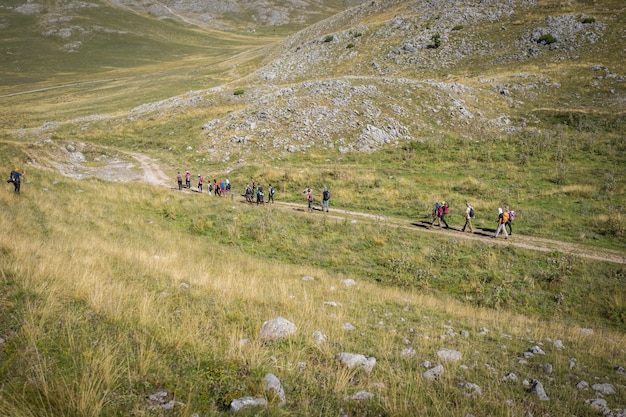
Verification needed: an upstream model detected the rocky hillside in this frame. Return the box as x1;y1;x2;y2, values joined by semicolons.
129;0;622;164
8;0;625;168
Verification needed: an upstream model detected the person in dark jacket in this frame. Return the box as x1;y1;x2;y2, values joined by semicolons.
7;168;23;193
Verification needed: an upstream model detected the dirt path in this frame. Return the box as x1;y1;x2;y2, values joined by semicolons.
130;153;171;186
56;150;626;265
258;201;626;265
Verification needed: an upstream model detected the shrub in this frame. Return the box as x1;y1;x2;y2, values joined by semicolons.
452;25;464;31
346;43;355;49
233;89;245;96
353;32;362;38
538;33;557;45
580;17;595;24
427;33;441;49
323;35;334;43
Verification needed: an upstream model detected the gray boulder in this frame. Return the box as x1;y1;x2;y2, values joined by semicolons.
260;317;297;340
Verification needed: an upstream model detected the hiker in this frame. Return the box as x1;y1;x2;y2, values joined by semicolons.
225;179;231;192
7;168;23;193
244;184;254;203
429;201;449;229
321;186;330;212
208;181;213;196
505;206;515;235
213;179;220;196
176;171;183;190
197;175;203;192
185;171;191;188
256;185;264;205
268;184;275;203
494;207;509;239
462;201;474;233
305;188;313;212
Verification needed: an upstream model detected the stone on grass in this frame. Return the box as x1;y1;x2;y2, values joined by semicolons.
576;380;589;390
592;383;616;395
500;372;518;383
528;346;545;355
461;382;482;398
229;397;267;412
342;279;356;287
264;373;286;405
423;364;444;381
527;379;549;401
312;330;326;345
335;352;377;373
343;322;356;331
260;317;297;340
401;348;416;358
345;391;373;401
437;348;462;362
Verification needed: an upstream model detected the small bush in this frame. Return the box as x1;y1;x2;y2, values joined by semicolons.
346;43;355;49
233;89;245;96
428;33;441;49
323;35;334;43
452;25;464;31
538;33;557;45
353;32;362;38
580;17;595;24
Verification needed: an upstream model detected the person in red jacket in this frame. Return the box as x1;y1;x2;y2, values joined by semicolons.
429;201;449;229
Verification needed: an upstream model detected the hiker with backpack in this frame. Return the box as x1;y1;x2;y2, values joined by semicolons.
185;171;191;188
429;201;449;229
305;188;313;212
256;185;264;205
494;207;509;239
268;184;275;203
462;201;474;233
505;206;515;235
321;186;330;212
197;175;203;192
7;168;23;193
176;171;183;190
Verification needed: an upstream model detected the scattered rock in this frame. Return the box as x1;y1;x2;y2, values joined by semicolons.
260;317;297;340
423;364;444;381
592;383;616;395
460;382;482;398
437;349;462;362
229;397;268;412
576;380;589;390
264;373;286;405
312;330;326;345
345;391;373;401
335;352;377;373
527;379;549;401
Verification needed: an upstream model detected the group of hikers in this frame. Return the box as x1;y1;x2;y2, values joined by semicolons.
176;171;232;196
304;187;331;212
172;171;516;237
430;201;515;239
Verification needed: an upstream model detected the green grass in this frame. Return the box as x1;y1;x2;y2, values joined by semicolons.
0;170;624;416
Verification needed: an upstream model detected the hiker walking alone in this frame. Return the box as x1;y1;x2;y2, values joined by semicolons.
462;202;474;233
176;171;183;190
7;168;23;193
429;201;449;228
494;207;509;239
321;186;330;212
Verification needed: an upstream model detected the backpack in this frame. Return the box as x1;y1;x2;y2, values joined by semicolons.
270;187;275;195
508;210;516;221
323;190;330;200
469;207;475;218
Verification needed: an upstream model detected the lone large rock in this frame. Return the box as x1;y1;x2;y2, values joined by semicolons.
260;317;297;340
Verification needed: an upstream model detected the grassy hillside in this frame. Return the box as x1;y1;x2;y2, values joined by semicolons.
0;167;624;416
